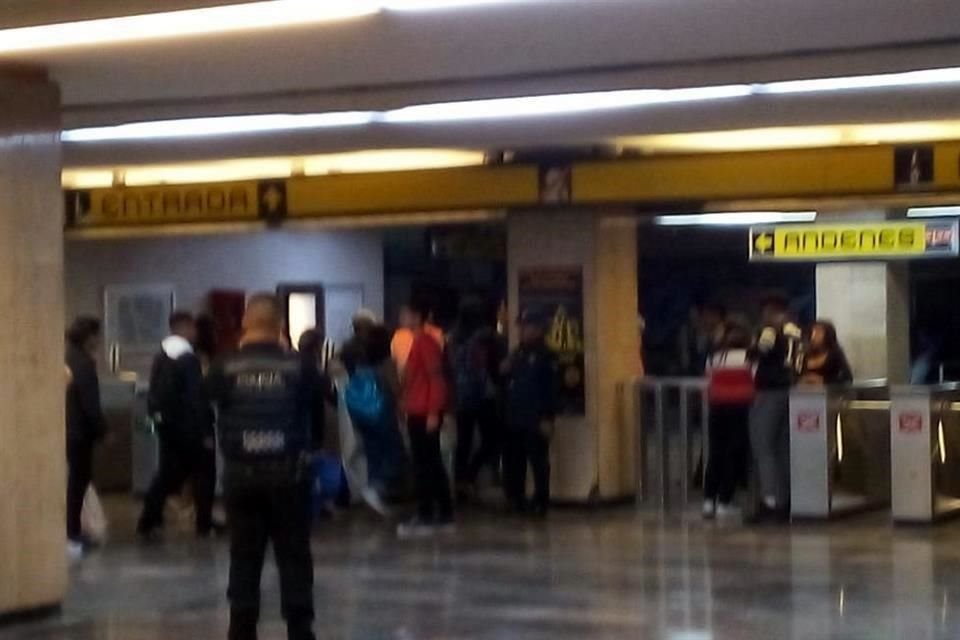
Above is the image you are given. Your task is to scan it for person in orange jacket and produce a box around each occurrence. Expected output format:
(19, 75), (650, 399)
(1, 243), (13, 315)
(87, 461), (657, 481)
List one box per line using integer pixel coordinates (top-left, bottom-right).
(396, 299), (453, 539)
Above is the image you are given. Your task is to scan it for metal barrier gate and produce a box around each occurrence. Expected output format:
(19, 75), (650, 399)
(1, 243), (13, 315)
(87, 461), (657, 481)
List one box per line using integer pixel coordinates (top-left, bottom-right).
(635, 378), (708, 511)
(789, 381), (891, 519)
(890, 384), (960, 523)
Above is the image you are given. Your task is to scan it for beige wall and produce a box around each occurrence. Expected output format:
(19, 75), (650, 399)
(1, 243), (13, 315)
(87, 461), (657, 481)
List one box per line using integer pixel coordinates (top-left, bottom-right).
(816, 262), (911, 384)
(815, 209), (911, 384)
(0, 73), (67, 615)
(507, 210), (639, 502)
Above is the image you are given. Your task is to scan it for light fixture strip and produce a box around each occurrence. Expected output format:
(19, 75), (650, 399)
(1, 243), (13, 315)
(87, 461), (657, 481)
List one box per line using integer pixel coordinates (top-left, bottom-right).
(654, 211), (817, 227)
(906, 206), (960, 219)
(60, 64), (960, 143)
(0, 1), (382, 55)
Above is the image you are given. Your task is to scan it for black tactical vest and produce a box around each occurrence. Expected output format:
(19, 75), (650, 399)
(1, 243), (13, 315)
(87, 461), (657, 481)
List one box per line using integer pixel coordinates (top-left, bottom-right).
(215, 346), (310, 488)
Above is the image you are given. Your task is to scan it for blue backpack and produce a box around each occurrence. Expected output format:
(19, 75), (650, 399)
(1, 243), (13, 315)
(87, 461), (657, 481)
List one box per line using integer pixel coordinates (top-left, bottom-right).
(345, 367), (387, 426)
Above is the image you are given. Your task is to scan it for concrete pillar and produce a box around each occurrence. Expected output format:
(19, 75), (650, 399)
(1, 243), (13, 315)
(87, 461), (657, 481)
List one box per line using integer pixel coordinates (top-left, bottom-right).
(0, 71), (67, 615)
(815, 210), (911, 384)
(507, 210), (639, 501)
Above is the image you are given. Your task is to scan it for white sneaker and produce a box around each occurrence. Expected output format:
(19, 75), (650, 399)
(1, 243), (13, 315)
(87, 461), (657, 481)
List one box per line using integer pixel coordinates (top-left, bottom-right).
(397, 517), (435, 540)
(362, 487), (392, 518)
(717, 503), (741, 519)
(702, 500), (717, 519)
(66, 541), (84, 564)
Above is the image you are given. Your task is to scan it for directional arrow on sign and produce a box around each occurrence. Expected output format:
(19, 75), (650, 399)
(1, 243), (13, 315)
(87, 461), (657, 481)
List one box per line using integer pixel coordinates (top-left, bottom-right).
(262, 186), (284, 214)
(257, 180), (288, 220)
(754, 232), (774, 256)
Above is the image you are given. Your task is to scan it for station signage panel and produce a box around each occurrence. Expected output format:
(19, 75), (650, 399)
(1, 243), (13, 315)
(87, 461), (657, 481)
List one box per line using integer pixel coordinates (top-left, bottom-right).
(66, 181), (267, 227)
(749, 220), (959, 262)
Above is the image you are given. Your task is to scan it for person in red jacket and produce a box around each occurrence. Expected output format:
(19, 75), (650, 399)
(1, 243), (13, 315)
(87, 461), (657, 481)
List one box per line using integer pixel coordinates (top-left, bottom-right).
(398, 300), (453, 539)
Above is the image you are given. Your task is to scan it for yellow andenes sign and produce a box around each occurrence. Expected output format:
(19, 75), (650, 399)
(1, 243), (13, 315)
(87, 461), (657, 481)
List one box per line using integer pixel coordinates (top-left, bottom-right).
(750, 221), (959, 261)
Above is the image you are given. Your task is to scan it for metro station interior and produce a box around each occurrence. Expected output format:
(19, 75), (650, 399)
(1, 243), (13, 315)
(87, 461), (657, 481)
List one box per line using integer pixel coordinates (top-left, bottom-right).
(8, 1), (960, 639)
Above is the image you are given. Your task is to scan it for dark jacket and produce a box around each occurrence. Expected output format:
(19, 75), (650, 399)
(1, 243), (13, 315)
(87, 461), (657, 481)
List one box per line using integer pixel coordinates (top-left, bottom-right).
(299, 349), (336, 449)
(149, 335), (213, 445)
(207, 342), (323, 490)
(803, 347), (853, 385)
(505, 341), (557, 430)
(750, 321), (803, 391)
(66, 344), (107, 446)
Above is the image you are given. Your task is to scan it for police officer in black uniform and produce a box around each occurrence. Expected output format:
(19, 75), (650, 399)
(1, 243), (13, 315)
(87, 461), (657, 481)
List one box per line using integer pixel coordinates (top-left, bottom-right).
(207, 294), (320, 640)
(503, 308), (557, 517)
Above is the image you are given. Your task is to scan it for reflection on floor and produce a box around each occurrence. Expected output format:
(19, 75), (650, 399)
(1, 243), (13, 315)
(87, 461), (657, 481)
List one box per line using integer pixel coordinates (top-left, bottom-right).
(6, 508), (960, 639)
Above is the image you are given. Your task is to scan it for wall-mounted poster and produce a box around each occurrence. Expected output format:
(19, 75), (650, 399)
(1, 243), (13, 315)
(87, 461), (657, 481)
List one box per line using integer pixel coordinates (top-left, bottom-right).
(518, 267), (585, 416)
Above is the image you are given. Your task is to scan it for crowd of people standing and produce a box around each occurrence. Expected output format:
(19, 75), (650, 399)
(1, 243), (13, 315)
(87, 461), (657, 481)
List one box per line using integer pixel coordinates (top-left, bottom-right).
(700, 296), (853, 522)
(63, 293), (559, 550)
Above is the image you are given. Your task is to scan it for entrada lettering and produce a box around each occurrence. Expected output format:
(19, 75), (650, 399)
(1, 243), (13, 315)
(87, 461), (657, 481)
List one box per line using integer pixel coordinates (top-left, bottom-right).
(101, 186), (251, 219)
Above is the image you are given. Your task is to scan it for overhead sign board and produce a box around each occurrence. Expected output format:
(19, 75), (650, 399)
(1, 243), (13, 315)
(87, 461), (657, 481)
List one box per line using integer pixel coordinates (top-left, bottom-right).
(749, 220), (959, 262)
(66, 181), (267, 227)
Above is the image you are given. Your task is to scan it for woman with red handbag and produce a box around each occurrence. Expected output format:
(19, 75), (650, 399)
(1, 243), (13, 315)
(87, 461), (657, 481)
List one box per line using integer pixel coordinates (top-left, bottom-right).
(703, 324), (754, 520)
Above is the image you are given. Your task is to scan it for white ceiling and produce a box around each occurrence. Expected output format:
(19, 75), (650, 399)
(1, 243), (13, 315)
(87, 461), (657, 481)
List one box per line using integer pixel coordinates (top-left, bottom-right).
(4, 0), (960, 165)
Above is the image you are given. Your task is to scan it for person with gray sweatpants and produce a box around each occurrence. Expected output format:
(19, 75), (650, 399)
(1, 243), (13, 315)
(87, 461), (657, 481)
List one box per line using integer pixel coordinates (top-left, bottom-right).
(748, 295), (803, 520)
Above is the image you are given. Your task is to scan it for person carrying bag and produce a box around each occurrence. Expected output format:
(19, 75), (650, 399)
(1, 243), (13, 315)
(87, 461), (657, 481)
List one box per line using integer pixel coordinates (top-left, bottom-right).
(703, 324), (754, 520)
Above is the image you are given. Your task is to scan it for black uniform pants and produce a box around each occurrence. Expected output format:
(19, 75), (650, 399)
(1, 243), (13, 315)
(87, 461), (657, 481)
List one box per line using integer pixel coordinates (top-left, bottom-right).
(455, 400), (501, 486)
(504, 427), (550, 509)
(703, 404), (750, 504)
(140, 436), (216, 534)
(226, 483), (315, 640)
(67, 440), (94, 542)
(408, 415), (454, 522)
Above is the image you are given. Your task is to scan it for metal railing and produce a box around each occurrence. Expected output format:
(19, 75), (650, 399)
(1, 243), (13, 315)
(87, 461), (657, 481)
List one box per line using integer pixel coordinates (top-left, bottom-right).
(635, 377), (709, 512)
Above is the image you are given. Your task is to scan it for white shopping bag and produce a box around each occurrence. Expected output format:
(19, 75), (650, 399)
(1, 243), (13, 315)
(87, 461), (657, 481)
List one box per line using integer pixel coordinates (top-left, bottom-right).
(334, 373), (368, 502)
(81, 486), (108, 543)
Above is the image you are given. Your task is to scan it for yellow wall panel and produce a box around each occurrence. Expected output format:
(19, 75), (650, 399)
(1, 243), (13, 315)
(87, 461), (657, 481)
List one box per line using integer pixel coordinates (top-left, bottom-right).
(287, 165), (539, 217)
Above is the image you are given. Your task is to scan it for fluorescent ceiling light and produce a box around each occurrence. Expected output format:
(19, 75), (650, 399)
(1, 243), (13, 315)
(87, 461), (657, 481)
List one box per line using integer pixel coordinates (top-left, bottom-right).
(655, 211), (817, 226)
(385, 0), (544, 10)
(63, 112), (375, 142)
(61, 149), (486, 188)
(618, 120), (960, 154)
(61, 169), (115, 190)
(0, 1), (380, 55)
(301, 149), (484, 174)
(59, 64), (960, 143)
(907, 206), (960, 218)
(382, 86), (752, 124)
(761, 67), (960, 95)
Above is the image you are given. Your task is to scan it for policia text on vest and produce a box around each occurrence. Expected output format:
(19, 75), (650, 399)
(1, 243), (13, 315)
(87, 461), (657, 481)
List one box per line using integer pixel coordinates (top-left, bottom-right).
(750, 220), (959, 262)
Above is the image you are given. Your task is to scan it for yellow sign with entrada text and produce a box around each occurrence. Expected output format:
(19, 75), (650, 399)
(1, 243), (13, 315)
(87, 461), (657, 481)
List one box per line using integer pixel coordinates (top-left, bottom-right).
(750, 221), (958, 262)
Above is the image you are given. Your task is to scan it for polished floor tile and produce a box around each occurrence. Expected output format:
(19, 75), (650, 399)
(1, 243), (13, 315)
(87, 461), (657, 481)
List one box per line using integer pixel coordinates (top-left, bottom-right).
(6, 508), (960, 639)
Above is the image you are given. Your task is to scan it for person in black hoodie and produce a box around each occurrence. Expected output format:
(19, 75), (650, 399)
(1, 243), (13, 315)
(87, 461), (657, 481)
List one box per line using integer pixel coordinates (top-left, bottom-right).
(138, 311), (218, 539)
(66, 317), (108, 557)
(502, 308), (557, 517)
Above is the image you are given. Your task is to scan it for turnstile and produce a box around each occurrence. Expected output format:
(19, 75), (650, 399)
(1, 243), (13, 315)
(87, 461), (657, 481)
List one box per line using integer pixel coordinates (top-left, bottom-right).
(890, 385), (960, 523)
(790, 381), (891, 519)
(636, 378), (708, 512)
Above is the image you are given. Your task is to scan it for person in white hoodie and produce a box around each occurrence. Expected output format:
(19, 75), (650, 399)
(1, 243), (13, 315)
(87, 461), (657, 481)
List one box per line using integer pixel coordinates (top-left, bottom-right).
(138, 311), (219, 539)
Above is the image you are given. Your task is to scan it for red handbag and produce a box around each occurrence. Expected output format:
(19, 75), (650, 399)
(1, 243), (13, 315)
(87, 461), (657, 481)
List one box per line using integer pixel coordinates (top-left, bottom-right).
(708, 361), (755, 406)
